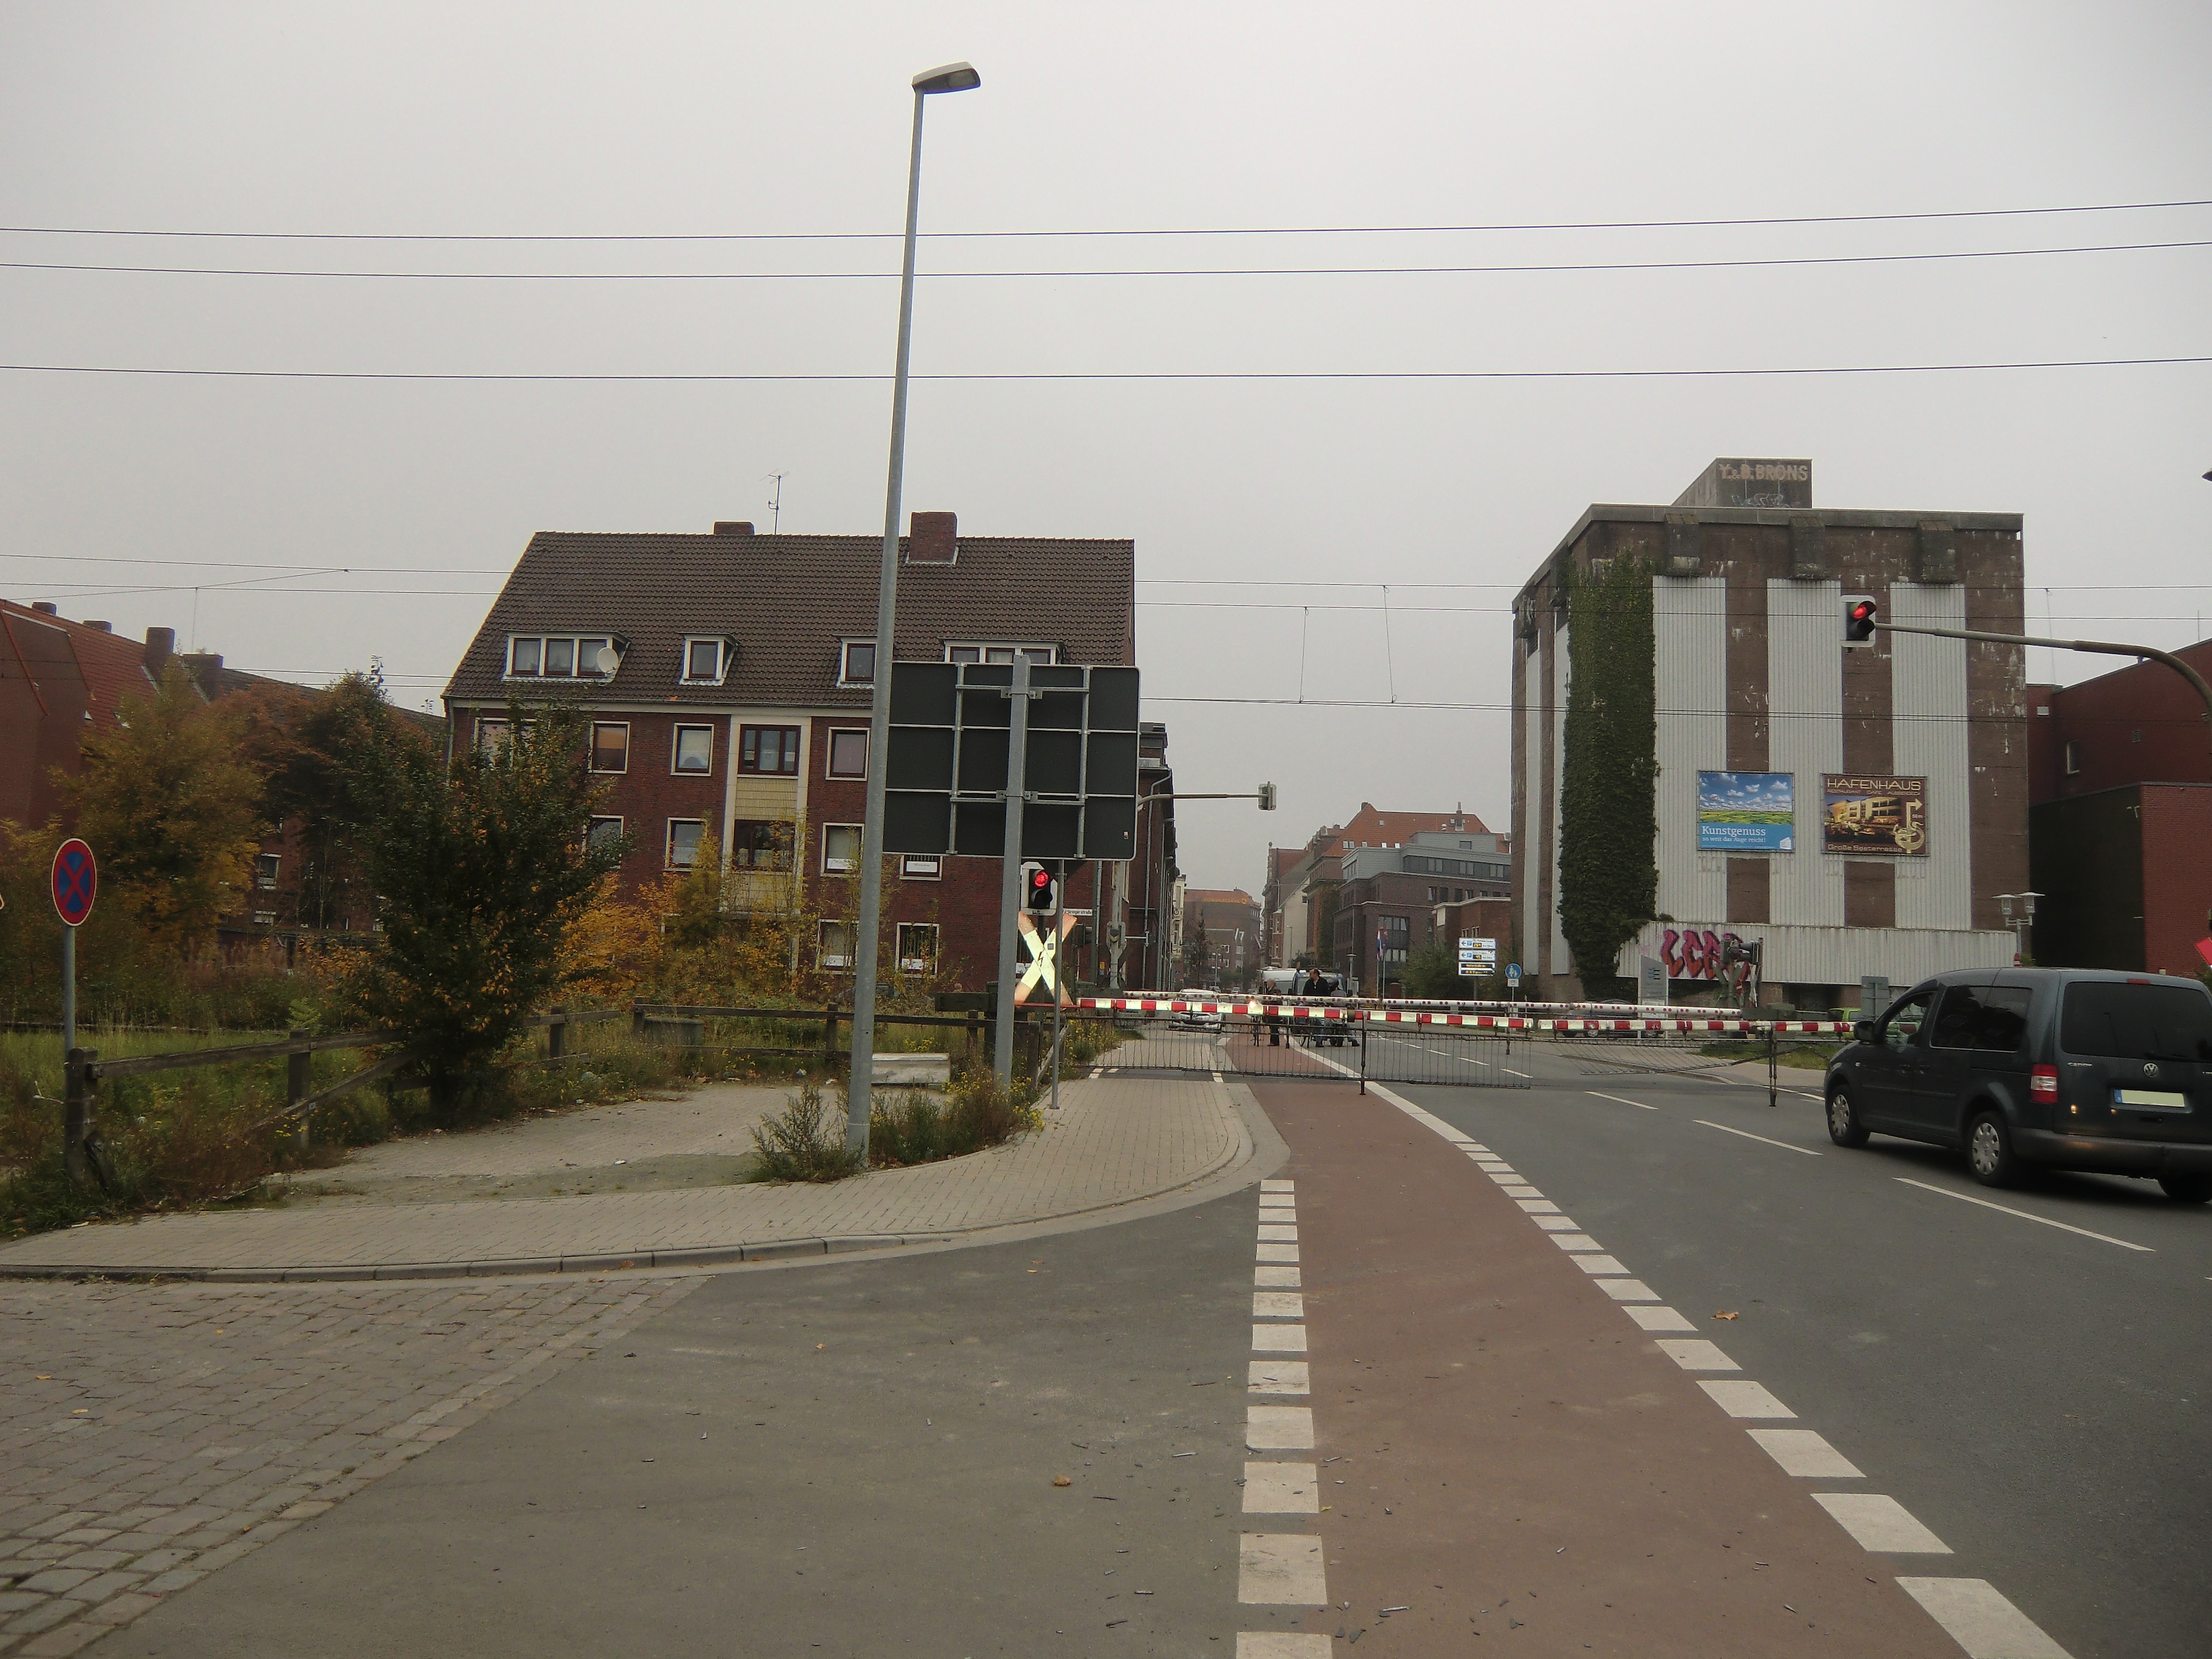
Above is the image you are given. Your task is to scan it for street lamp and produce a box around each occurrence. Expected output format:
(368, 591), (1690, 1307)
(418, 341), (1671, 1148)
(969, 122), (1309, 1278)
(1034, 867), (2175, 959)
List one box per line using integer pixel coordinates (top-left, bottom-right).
(1994, 891), (2041, 965)
(846, 60), (981, 1157)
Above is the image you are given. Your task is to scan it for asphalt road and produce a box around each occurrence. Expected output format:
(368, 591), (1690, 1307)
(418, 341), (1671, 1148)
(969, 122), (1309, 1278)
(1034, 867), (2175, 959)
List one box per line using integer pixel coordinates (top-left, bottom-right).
(90, 1192), (1277, 1659)
(1386, 1037), (2212, 1659)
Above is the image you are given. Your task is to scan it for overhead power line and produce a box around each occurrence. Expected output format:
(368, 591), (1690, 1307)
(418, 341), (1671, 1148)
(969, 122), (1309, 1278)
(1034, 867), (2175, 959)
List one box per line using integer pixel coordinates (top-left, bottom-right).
(2, 197), (2205, 243)
(6, 239), (2205, 282)
(6, 356), (2207, 385)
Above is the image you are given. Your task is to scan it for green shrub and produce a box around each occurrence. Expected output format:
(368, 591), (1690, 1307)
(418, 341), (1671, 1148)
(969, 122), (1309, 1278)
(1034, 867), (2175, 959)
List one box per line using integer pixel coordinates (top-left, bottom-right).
(750, 1084), (865, 1182)
(867, 1059), (1043, 1169)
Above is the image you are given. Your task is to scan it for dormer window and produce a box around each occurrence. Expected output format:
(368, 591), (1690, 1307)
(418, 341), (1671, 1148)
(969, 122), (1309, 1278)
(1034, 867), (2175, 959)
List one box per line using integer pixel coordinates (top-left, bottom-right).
(945, 642), (1056, 666)
(839, 640), (877, 687)
(683, 637), (732, 684)
(507, 635), (616, 679)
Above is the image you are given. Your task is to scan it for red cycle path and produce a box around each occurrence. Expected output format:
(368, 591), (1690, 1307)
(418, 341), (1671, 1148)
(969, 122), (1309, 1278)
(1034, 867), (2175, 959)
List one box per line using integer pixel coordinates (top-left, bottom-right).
(1251, 1077), (1960, 1656)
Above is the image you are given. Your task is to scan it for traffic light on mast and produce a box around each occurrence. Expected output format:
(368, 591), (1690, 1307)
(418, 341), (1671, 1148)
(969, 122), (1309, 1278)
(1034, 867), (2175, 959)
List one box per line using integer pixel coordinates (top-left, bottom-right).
(1844, 595), (1879, 646)
(1026, 864), (1058, 914)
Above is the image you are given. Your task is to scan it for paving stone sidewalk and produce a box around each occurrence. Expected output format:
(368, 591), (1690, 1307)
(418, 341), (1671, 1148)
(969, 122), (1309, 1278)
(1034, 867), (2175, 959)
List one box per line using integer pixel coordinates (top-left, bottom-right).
(0, 1273), (699, 1656)
(0, 1073), (1247, 1280)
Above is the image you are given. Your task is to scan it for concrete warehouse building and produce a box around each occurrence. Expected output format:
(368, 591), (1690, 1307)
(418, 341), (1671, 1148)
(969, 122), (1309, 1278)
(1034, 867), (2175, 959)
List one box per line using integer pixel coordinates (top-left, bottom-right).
(1511, 458), (2024, 1007)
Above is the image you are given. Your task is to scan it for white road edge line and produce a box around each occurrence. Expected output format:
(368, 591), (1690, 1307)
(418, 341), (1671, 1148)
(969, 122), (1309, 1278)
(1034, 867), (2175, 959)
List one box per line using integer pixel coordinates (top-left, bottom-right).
(1586, 1090), (1658, 1111)
(1895, 1177), (2154, 1252)
(1694, 1119), (1820, 1156)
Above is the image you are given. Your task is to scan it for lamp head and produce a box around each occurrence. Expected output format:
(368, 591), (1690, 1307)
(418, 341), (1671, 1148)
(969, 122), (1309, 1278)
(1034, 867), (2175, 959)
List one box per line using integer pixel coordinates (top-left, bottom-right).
(913, 61), (981, 94)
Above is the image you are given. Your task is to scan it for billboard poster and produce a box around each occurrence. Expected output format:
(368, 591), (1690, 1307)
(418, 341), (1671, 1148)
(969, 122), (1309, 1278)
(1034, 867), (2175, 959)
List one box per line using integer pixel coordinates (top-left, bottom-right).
(1821, 774), (1928, 856)
(1696, 771), (1795, 851)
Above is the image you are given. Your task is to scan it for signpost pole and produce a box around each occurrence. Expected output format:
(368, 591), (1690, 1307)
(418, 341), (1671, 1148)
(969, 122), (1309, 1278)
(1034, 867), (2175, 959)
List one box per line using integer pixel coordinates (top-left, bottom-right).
(61, 923), (75, 1055)
(1049, 864), (1067, 1112)
(992, 657), (1033, 1089)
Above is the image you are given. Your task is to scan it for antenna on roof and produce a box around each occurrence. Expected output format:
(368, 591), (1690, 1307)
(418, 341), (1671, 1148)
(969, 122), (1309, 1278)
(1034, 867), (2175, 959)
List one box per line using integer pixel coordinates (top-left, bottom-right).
(765, 471), (787, 533)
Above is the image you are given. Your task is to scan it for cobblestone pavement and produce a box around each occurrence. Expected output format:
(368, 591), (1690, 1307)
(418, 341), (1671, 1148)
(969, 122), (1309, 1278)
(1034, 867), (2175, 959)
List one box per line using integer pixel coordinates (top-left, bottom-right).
(0, 1273), (700, 1655)
(0, 1074), (1248, 1279)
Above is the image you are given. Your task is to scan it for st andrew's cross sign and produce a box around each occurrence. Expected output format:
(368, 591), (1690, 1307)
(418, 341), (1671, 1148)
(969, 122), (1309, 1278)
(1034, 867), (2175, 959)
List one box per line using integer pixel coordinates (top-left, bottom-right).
(51, 838), (97, 927)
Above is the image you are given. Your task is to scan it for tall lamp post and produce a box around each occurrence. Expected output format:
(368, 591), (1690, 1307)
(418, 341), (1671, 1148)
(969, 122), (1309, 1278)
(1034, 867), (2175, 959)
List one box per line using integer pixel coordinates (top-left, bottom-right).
(846, 60), (982, 1156)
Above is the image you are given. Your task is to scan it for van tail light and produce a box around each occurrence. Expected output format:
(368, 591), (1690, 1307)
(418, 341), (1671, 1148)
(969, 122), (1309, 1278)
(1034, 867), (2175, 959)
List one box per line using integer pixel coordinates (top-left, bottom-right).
(2030, 1064), (2059, 1103)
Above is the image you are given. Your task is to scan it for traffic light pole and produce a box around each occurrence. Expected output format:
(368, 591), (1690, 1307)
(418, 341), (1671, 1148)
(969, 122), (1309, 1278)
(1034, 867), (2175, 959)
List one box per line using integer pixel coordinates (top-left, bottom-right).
(1878, 620), (2212, 765)
(992, 656), (1034, 1089)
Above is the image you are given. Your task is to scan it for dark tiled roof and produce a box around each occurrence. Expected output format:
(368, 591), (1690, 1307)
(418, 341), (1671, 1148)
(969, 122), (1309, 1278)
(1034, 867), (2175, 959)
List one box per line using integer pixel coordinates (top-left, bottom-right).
(442, 532), (1136, 709)
(0, 600), (154, 728)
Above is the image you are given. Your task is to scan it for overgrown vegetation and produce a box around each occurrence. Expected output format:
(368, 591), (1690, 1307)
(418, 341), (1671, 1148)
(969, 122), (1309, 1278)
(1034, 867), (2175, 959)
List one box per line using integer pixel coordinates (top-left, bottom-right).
(1558, 556), (1658, 999)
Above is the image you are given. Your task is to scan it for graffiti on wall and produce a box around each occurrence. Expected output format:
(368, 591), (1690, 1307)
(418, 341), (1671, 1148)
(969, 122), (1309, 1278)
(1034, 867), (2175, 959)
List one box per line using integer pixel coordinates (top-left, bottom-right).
(1659, 926), (1746, 981)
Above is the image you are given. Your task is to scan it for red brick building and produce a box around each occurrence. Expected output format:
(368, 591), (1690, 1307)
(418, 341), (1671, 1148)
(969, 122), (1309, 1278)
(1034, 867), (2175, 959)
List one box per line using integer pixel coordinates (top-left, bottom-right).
(2026, 639), (2212, 976)
(442, 513), (1160, 993)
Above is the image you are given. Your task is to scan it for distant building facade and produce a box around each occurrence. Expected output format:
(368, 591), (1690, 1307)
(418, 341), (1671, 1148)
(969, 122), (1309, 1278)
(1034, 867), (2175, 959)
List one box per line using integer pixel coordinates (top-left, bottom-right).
(1512, 459), (2025, 1006)
(1329, 829), (1511, 993)
(2026, 639), (2212, 976)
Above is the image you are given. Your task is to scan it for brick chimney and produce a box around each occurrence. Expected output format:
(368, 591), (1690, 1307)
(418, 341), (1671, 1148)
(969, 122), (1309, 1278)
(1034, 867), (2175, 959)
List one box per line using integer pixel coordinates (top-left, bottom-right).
(713, 521), (754, 537)
(907, 511), (958, 565)
(85, 620), (112, 632)
(144, 626), (175, 671)
(31, 602), (57, 615)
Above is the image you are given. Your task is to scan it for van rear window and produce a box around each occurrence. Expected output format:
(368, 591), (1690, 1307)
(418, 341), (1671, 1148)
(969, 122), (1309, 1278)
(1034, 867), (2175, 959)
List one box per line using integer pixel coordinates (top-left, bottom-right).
(2059, 983), (2212, 1062)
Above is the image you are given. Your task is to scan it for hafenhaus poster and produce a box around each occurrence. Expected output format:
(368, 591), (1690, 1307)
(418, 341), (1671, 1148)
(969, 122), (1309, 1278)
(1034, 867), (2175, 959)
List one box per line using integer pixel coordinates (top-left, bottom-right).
(1821, 774), (1928, 856)
(1697, 771), (1795, 851)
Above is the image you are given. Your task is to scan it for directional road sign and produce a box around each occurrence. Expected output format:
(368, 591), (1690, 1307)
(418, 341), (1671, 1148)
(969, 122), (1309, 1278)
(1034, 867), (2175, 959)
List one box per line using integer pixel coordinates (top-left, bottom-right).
(51, 839), (97, 927)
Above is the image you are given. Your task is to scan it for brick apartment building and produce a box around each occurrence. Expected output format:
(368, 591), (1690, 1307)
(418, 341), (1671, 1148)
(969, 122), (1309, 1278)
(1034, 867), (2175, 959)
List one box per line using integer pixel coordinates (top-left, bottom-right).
(1328, 828), (1511, 993)
(1265, 803), (1501, 973)
(442, 513), (1170, 994)
(0, 599), (420, 940)
(1513, 458), (2024, 1005)
(2026, 638), (2212, 976)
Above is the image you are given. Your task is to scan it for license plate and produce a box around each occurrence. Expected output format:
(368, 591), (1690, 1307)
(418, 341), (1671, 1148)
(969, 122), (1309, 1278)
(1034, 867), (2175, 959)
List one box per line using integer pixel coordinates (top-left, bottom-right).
(2112, 1089), (2187, 1109)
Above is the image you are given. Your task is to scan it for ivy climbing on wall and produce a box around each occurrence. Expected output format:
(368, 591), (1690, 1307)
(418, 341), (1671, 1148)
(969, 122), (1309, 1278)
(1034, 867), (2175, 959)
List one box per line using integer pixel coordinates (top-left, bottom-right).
(1558, 554), (1658, 997)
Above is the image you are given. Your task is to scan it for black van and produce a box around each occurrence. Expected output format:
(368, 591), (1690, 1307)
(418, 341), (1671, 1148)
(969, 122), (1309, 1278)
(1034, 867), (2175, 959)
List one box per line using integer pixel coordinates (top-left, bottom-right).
(1823, 967), (2212, 1201)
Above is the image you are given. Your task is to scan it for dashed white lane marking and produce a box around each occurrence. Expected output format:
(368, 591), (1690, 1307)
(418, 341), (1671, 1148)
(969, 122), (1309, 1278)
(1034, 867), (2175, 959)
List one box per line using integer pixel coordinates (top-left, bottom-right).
(1505, 1068), (1534, 1078)
(1256, 1243), (1300, 1263)
(1500, 1183), (1543, 1198)
(1587, 1089), (1660, 1110)
(1242, 1461), (1321, 1513)
(1896, 1177), (2155, 1252)
(1254, 1265), (1302, 1288)
(1213, 1070), (1225, 1083)
(1623, 1304), (1697, 1332)
(1260, 1179), (1295, 1193)
(1257, 1223), (1299, 1241)
(1236, 1629), (1333, 1657)
(1894, 1578), (2075, 1658)
(1253, 1291), (1306, 1319)
(1812, 1492), (1952, 1554)
(1532, 1215), (1581, 1232)
(1655, 1338), (1740, 1371)
(1748, 1428), (1865, 1478)
(1518, 1198), (1563, 1215)
(1597, 1277), (1659, 1302)
(1699, 1379), (1796, 1418)
(1551, 1232), (1602, 1251)
(1694, 1119), (1821, 1156)
(1245, 1406), (1316, 1450)
(1237, 1533), (1328, 1604)
(1252, 1323), (1308, 1353)
(1571, 1253), (1629, 1275)
(1247, 1360), (1309, 1395)
(1089, 1066), (1104, 1079)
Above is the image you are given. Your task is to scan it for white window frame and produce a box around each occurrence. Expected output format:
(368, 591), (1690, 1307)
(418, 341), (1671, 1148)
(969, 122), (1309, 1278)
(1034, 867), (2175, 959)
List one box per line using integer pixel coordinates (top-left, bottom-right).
(590, 721), (631, 774)
(896, 922), (939, 974)
(476, 715), (512, 753)
(821, 823), (863, 876)
(251, 910), (277, 926)
(2062, 738), (2081, 776)
(587, 815), (625, 852)
(255, 853), (281, 890)
(817, 919), (855, 971)
(505, 635), (616, 680)
(672, 724), (715, 776)
(899, 854), (942, 881)
(825, 727), (869, 780)
(666, 818), (706, 869)
(838, 639), (878, 687)
(680, 636), (731, 685)
(944, 642), (1058, 666)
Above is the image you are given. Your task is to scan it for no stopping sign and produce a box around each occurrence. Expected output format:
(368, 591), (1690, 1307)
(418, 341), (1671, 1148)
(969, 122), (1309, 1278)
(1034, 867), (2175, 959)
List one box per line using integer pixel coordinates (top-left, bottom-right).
(51, 838), (97, 927)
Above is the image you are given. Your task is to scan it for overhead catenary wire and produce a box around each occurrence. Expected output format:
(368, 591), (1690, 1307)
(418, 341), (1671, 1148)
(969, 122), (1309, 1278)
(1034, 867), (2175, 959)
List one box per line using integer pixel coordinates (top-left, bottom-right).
(6, 239), (2206, 281)
(5, 356), (2207, 384)
(4, 196), (2205, 242)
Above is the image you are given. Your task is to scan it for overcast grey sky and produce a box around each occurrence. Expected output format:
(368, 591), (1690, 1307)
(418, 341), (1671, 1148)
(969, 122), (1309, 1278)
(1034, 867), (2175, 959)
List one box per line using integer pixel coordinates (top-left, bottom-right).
(3, 1), (2207, 894)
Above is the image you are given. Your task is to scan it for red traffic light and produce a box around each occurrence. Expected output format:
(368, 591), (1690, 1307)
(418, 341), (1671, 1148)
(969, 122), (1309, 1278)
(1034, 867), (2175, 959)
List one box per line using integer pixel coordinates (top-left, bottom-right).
(1844, 597), (1879, 645)
(1026, 865), (1058, 912)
